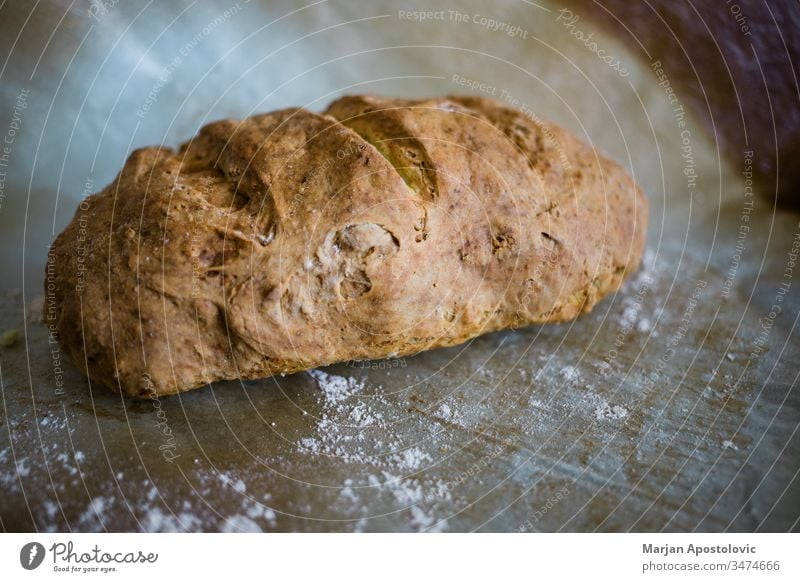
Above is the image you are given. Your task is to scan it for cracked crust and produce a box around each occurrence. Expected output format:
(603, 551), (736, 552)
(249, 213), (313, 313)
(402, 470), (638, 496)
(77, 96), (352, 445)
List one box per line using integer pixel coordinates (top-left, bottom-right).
(48, 95), (647, 397)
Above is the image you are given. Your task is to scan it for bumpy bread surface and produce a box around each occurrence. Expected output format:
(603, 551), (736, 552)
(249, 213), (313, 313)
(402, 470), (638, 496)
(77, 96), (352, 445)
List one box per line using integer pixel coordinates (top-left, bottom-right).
(49, 95), (647, 397)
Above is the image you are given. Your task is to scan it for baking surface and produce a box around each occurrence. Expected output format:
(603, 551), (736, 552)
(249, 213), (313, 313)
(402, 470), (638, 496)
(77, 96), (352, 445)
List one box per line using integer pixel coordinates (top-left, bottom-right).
(1, 0), (798, 532)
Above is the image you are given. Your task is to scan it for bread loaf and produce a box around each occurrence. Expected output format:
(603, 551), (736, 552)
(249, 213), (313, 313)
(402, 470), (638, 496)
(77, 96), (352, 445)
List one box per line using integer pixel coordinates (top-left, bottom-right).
(48, 95), (647, 397)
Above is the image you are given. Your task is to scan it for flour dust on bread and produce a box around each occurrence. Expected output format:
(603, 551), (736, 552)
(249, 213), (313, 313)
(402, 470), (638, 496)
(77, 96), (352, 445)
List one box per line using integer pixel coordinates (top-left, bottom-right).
(48, 95), (647, 397)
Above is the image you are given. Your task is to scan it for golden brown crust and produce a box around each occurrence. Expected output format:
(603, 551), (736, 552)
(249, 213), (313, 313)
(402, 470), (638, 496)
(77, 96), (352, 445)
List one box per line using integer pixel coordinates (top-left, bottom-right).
(48, 95), (647, 397)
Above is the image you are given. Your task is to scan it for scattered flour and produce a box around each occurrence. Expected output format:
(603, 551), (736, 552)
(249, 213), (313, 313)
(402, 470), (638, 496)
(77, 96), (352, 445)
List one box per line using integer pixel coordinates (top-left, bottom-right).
(141, 508), (201, 532)
(218, 473), (247, 494)
(76, 495), (113, 529)
(15, 458), (30, 478)
(297, 368), (452, 531)
(245, 503), (277, 527)
(392, 447), (431, 471)
(722, 440), (739, 451)
(2, 382), (287, 534)
(308, 369), (365, 405)
(560, 366), (579, 382)
(594, 402), (629, 422)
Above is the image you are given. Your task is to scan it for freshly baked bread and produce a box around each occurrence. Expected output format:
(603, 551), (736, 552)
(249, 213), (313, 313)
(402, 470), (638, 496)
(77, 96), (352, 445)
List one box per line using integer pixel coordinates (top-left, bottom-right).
(48, 95), (647, 397)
